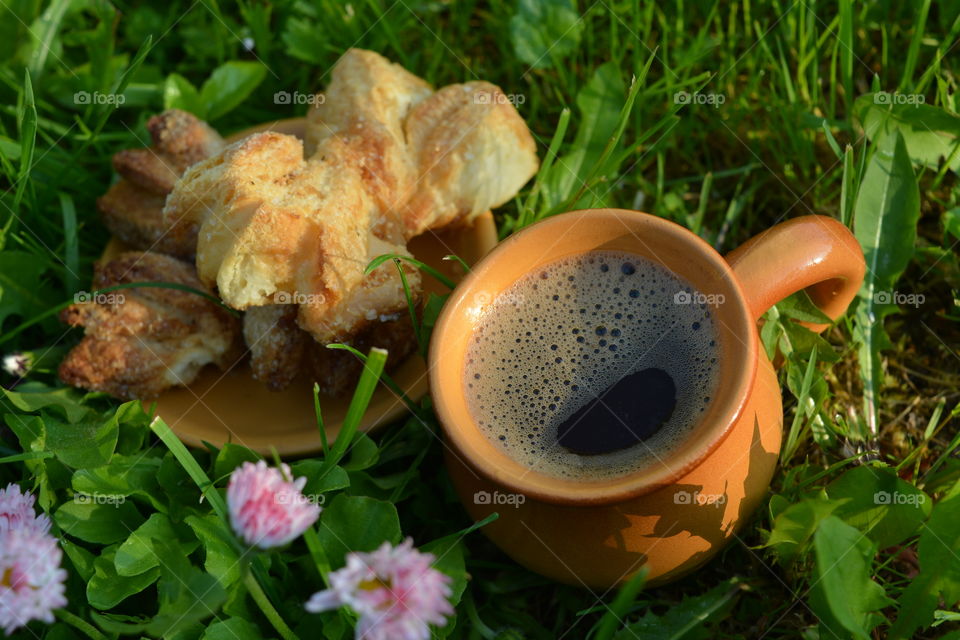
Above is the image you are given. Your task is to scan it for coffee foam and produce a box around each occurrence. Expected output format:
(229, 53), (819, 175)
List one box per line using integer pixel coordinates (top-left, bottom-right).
(463, 251), (720, 480)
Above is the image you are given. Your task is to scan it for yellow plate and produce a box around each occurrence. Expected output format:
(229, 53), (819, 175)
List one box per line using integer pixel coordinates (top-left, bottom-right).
(102, 117), (498, 455)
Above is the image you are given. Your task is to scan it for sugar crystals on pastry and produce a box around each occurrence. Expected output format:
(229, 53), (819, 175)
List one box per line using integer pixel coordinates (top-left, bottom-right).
(59, 251), (241, 400)
(164, 48), (539, 347)
(97, 110), (224, 260)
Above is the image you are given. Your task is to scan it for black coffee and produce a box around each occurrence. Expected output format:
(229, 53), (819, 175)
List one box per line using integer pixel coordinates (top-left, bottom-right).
(556, 367), (676, 455)
(463, 250), (720, 480)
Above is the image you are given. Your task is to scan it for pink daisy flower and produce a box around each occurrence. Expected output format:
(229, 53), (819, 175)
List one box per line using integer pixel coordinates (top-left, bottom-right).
(305, 538), (453, 640)
(0, 527), (68, 634)
(226, 460), (321, 549)
(0, 483), (50, 535)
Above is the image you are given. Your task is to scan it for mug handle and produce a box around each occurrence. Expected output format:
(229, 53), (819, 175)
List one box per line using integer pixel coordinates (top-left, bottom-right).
(725, 215), (866, 332)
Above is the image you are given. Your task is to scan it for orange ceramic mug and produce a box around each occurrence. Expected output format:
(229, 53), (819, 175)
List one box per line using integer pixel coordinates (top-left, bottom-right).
(428, 209), (865, 589)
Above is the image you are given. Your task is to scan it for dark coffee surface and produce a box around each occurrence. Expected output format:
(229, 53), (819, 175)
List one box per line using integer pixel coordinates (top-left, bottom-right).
(556, 367), (677, 455)
(464, 250), (720, 480)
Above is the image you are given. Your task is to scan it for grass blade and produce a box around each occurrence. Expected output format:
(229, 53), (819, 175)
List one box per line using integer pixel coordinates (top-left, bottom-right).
(691, 171), (713, 236)
(365, 253), (456, 290)
(149, 416), (228, 522)
(59, 193), (79, 296)
(312, 383), (329, 454)
(898, 0), (931, 92)
(783, 346), (818, 464)
(852, 131), (920, 438)
(593, 567), (648, 640)
(321, 346), (388, 470)
(326, 342), (419, 415)
(840, 145), (856, 227)
(4, 69), (37, 246)
(27, 0), (71, 80)
(839, 0), (854, 110)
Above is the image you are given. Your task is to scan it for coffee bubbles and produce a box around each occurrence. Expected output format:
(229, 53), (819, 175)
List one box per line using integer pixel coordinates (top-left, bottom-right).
(463, 251), (720, 480)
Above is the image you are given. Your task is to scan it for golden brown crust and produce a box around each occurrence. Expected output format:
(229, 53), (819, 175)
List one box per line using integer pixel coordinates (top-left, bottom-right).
(400, 81), (540, 236)
(164, 49), (537, 350)
(100, 110), (224, 259)
(165, 132), (379, 313)
(295, 236), (420, 343)
(305, 48), (433, 242)
(58, 251), (241, 400)
(307, 312), (418, 397)
(242, 305), (309, 391)
(97, 180), (197, 260)
(113, 110), (225, 194)
(242, 305), (418, 395)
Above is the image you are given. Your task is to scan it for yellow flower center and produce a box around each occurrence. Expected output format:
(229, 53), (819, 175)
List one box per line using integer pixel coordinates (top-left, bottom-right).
(358, 577), (389, 592)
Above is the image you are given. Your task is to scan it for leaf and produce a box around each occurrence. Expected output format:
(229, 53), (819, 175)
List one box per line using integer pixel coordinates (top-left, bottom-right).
(4, 411), (45, 451)
(164, 73), (203, 117)
(854, 131), (921, 285)
(282, 17), (326, 65)
(93, 537), (229, 634)
(808, 516), (891, 640)
(614, 578), (741, 639)
(945, 207), (960, 241)
(44, 410), (119, 469)
(114, 401), (152, 454)
(826, 465), (931, 548)
(201, 618), (264, 640)
(1, 386), (89, 422)
(775, 290), (834, 324)
(158, 450), (206, 516)
(41, 623), (81, 640)
(151, 417), (228, 521)
(317, 494), (401, 569)
(144, 538), (227, 635)
(54, 499), (145, 544)
(889, 493), (960, 639)
(421, 537), (469, 607)
(213, 443), (260, 481)
(185, 514), (242, 589)
(341, 432), (379, 471)
(61, 539), (96, 582)
(764, 496), (841, 566)
(72, 455), (164, 510)
(199, 61), (267, 120)
(855, 94), (960, 172)
(779, 320), (840, 363)
(291, 460), (350, 495)
(543, 62), (625, 210)
(88, 546), (161, 609)
(509, 0), (582, 69)
(115, 513), (189, 577)
(15, 67), (37, 219)
(420, 292), (448, 333)
(852, 130), (921, 436)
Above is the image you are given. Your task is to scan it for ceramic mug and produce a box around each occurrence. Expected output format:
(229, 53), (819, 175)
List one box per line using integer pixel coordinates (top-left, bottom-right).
(428, 209), (865, 589)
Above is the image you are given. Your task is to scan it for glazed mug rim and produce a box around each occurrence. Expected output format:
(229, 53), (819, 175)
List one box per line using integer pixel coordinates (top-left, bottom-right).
(428, 208), (759, 507)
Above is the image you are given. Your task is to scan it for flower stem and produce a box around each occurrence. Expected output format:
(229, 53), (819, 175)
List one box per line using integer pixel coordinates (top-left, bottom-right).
(56, 609), (108, 640)
(244, 570), (300, 640)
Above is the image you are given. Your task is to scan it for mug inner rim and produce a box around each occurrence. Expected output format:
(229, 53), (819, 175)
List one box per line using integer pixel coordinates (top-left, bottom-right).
(429, 209), (758, 506)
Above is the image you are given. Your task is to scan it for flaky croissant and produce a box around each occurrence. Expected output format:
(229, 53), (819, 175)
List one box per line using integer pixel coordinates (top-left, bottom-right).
(165, 48), (539, 345)
(58, 251), (241, 400)
(97, 110), (224, 259)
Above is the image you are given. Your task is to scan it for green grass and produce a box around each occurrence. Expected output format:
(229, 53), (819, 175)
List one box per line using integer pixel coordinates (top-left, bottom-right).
(1, 0), (959, 638)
